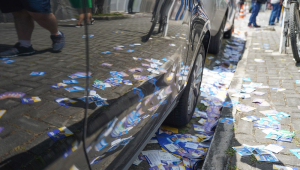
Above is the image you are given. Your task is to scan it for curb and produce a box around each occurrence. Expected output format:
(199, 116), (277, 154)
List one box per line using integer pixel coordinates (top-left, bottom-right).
(202, 33), (252, 170)
(93, 15), (130, 20)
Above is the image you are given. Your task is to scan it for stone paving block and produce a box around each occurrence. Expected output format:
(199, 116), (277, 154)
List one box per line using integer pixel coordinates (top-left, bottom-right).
(286, 98), (299, 107)
(291, 118), (300, 131)
(0, 104), (32, 122)
(14, 80), (42, 88)
(28, 86), (52, 96)
(276, 154), (300, 167)
(42, 113), (69, 128)
(229, 154), (256, 170)
(0, 124), (15, 139)
(255, 163), (273, 170)
(0, 99), (20, 110)
(10, 116), (49, 133)
(0, 130), (32, 156)
(235, 120), (253, 135)
(26, 133), (55, 155)
(28, 102), (60, 118)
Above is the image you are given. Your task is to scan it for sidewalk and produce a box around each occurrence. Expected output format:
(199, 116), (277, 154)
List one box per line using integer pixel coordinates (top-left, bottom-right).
(203, 10), (300, 169)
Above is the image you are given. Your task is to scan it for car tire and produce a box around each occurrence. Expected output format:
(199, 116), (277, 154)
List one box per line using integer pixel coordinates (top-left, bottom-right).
(224, 20), (234, 39)
(208, 16), (226, 54)
(164, 43), (206, 127)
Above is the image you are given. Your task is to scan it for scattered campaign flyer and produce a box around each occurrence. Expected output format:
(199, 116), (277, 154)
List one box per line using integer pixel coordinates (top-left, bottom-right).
(141, 150), (162, 167)
(265, 131), (282, 140)
(55, 97), (77, 107)
(129, 68), (143, 73)
(219, 117), (235, 124)
(2, 60), (15, 64)
(0, 92), (26, 99)
(123, 80), (133, 85)
(102, 63), (113, 67)
(252, 91), (266, 95)
(290, 149), (300, 159)
(127, 49), (134, 53)
(63, 80), (78, 84)
(101, 51), (111, 54)
(241, 115), (260, 122)
(243, 77), (251, 82)
(260, 110), (278, 116)
(264, 143), (285, 153)
(47, 126), (73, 141)
(21, 97), (41, 103)
(133, 57), (142, 61)
(236, 104), (256, 112)
(90, 155), (105, 165)
(51, 83), (68, 89)
(276, 112), (290, 119)
(273, 164), (298, 170)
(254, 153), (279, 162)
(0, 110), (6, 118)
(271, 87), (286, 92)
(30, 71), (45, 76)
(232, 146), (252, 156)
(68, 72), (92, 79)
(65, 86), (85, 92)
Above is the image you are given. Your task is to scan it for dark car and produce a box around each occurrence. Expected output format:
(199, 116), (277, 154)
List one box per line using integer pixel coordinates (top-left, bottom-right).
(0, 0), (210, 170)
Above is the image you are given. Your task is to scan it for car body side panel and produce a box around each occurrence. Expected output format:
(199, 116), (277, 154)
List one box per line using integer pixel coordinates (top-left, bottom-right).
(44, 1), (210, 170)
(201, 0), (236, 36)
(224, 0), (237, 32)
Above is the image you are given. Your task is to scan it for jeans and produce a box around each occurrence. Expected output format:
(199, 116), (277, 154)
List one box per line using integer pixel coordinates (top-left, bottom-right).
(277, 4), (283, 21)
(249, 2), (261, 26)
(269, 3), (280, 25)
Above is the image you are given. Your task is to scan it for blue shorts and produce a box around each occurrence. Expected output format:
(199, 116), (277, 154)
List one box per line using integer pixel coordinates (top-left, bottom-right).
(0, 0), (51, 13)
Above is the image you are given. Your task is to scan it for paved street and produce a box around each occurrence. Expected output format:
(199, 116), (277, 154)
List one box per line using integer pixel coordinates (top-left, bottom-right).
(1, 7), (300, 170)
(204, 10), (300, 170)
(0, 16), (189, 169)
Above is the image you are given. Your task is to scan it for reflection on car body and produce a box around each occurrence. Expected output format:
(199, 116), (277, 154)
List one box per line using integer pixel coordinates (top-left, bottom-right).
(0, 0), (211, 170)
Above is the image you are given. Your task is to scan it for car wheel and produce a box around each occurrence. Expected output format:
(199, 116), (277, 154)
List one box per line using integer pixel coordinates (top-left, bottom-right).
(224, 20), (234, 39)
(164, 43), (206, 127)
(208, 16), (226, 54)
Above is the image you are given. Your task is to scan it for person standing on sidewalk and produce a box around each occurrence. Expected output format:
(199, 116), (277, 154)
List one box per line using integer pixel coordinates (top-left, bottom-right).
(269, 0), (282, 25)
(276, 0), (284, 23)
(69, 0), (95, 28)
(0, 0), (65, 57)
(238, 0), (245, 12)
(248, 0), (266, 28)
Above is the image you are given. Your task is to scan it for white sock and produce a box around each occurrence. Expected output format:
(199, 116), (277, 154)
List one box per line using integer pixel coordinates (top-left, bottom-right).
(19, 40), (31, 48)
(52, 31), (62, 36)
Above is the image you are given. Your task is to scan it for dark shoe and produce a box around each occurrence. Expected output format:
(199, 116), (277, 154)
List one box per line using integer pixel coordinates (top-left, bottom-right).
(276, 20), (279, 23)
(248, 24), (253, 28)
(75, 24), (83, 28)
(253, 25), (261, 28)
(0, 43), (35, 57)
(269, 23), (275, 26)
(50, 32), (65, 52)
(91, 19), (95, 25)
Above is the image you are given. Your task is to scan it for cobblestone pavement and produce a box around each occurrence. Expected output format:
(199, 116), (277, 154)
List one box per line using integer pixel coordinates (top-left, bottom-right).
(0, 15), (191, 169)
(223, 11), (300, 169)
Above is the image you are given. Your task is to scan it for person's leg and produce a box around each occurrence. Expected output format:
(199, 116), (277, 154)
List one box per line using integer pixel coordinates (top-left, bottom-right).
(0, 9), (36, 57)
(269, 4), (276, 25)
(253, 3), (261, 26)
(277, 4), (282, 22)
(24, 0), (65, 51)
(12, 9), (34, 42)
(77, 9), (84, 26)
(249, 2), (257, 26)
(27, 12), (58, 34)
(270, 3), (280, 25)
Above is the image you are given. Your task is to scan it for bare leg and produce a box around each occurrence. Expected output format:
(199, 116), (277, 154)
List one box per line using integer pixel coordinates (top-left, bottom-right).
(27, 12), (58, 35)
(12, 10), (34, 40)
(77, 9), (84, 25)
(87, 8), (92, 21)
